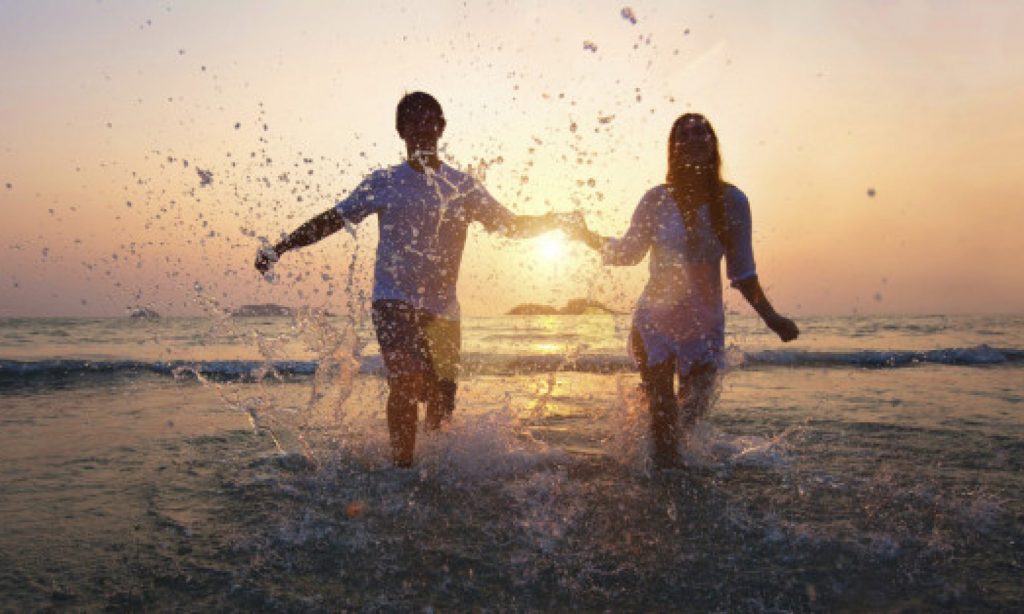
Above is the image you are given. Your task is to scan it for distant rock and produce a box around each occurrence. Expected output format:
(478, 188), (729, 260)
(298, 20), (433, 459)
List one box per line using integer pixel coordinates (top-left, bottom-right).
(231, 303), (294, 317)
(507, 303), (560, 316)
(127, 307), (160, 320)
(561, 298), (619, 315)
(507, 298), (621, 316)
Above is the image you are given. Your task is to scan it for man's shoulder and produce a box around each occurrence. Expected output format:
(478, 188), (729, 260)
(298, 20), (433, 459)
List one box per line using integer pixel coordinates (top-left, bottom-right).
(366, 164), (408, 183)
(437, 163), (479, 187)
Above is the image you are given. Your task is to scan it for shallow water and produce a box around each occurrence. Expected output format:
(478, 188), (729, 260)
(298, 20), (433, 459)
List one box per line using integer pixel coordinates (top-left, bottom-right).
(0, 315), (1022, 610)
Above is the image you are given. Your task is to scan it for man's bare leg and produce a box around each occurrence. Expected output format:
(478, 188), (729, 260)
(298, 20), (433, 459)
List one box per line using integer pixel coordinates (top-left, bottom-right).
(424, 378), (456, 431)
(386, 374), (426, 467)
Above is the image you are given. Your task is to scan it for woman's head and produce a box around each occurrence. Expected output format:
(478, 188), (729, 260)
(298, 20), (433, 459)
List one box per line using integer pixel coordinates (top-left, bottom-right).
(666, 113), (723, 204)
(668, 113), (720, 174)
(666, 113), (729, 243)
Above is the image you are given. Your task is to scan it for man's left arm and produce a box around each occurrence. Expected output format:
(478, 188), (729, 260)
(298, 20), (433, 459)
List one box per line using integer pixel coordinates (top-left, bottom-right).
(500, 212), (565, 238)
(469, 181), (570, 238)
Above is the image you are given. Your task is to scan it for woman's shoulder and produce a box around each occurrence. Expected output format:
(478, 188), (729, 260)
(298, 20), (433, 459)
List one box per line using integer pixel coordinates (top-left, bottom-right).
(722, 182), (747, 203)
(630, 185), (672, 218)
(722, 182), (750, 213)
(642, 184), (673, 205)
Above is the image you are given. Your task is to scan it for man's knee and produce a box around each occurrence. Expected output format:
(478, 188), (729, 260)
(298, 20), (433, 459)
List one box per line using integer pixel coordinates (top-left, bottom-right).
(388, 371), (431, 399)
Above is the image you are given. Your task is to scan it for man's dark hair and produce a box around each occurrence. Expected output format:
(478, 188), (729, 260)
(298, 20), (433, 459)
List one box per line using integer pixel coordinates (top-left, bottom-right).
(396, 91), (444, 132)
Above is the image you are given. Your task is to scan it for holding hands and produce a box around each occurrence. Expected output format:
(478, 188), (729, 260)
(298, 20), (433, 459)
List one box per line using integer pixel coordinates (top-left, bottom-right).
(554, 210), (604, 251)
(549, 208), (799, 344)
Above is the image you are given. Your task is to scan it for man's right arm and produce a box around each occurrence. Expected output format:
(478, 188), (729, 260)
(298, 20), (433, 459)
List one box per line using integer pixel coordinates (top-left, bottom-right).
(255, 208), (346, 273)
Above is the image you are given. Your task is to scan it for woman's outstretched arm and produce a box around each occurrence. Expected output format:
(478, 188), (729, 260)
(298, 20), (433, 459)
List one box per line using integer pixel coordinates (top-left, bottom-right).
(566, 202), (653, 266)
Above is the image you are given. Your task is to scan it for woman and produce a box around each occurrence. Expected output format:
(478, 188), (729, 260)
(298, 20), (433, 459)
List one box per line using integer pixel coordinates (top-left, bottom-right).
(570, 113), (799, 468)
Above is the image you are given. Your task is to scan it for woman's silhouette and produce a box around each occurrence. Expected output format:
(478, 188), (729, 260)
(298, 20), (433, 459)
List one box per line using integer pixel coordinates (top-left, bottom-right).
(570, 113), (799, 468)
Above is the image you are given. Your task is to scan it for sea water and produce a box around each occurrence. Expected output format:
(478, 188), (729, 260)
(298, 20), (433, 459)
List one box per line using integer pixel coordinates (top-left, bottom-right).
(0, 313), (1021, 610)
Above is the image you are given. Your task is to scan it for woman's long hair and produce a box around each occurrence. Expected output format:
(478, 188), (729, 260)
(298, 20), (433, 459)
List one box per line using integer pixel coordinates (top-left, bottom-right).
(666, 113), (729, 249)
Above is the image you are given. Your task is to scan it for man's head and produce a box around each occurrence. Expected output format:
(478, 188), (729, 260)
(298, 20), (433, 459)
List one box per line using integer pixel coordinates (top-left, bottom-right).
(396, 91), (446, 144)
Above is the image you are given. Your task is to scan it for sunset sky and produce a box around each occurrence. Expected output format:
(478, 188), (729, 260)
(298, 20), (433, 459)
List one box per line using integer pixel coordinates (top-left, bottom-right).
(1, 0), (1022, 317)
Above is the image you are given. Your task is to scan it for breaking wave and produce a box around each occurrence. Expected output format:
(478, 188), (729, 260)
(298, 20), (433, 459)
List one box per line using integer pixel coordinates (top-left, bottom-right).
(0, 344), (1020, 385)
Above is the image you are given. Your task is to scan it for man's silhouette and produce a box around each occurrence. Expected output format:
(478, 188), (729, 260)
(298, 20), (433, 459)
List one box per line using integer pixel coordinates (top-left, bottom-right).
(256, 92), (567, 466)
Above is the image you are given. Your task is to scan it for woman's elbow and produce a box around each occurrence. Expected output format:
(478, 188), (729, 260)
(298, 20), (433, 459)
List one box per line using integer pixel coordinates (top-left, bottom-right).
(603, 252), (644, 267)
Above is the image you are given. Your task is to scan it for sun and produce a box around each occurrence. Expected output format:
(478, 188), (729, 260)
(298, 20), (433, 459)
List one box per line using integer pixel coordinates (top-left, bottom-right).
(537, 233), (566, 262)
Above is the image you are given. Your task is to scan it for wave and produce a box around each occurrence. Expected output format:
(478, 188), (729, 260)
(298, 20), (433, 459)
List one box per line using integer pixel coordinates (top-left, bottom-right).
(739, 345), (1024, 368)
(0, 345), (1020, 384)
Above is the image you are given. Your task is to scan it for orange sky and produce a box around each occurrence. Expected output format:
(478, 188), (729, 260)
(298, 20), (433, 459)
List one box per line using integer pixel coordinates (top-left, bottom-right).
(1, 1), (1022, 317)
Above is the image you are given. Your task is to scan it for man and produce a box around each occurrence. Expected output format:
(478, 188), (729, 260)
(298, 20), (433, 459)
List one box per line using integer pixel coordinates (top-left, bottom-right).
(255, 91), (567, 467)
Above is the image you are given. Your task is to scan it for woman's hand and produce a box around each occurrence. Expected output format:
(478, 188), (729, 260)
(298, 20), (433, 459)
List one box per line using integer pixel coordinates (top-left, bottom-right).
(558, 211), (588, 239)
(765, 313), (800, 342)
(560, 211), (606, 251)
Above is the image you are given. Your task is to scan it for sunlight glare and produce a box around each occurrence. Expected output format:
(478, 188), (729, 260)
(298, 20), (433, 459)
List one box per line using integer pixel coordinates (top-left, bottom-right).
(537, 233), (566, 262)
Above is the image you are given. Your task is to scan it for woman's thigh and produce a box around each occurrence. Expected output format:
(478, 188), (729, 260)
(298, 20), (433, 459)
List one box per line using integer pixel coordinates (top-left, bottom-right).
(630, 328), (675, 396)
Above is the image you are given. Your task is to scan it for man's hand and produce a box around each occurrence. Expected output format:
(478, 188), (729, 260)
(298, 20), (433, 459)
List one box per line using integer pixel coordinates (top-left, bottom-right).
(557, 210), (606, 252)
(255, 245), (279, 274)
(766, 314), (800, 342)
(558, 210), (589, 241)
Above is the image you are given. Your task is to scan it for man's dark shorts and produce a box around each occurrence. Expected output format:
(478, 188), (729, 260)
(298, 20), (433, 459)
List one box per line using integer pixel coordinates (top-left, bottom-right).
(371, 300), (460, 383)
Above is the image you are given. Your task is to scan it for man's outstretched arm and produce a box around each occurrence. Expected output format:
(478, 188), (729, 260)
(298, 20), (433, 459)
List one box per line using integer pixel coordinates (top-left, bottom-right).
(255, 208), (346, 273)
(500, 212), (566, 239)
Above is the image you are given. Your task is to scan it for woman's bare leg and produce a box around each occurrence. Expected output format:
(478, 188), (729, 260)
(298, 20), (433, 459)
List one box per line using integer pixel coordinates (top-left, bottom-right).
(678, 363), (719, 434)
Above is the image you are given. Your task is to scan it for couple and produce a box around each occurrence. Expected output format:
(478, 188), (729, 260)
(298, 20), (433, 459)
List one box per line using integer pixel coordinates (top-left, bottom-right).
(255, 91), (798, 469)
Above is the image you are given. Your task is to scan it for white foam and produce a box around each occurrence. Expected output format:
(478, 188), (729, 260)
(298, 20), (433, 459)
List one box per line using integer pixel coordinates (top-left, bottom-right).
(681, 422), (789, 469)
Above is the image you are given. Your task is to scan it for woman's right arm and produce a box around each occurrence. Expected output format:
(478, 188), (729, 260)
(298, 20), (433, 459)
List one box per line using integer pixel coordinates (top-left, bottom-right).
(570, 195), (654, 266)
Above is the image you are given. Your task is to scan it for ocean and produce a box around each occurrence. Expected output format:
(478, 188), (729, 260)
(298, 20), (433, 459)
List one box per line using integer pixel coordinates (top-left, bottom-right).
(0, 312), (1021, 610)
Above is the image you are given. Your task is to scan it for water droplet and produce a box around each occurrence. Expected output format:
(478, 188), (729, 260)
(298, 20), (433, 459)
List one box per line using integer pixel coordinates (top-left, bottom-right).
(345, 500), (368, 519)
(583, 40), (598, 53)
(620, 7), (638, 24)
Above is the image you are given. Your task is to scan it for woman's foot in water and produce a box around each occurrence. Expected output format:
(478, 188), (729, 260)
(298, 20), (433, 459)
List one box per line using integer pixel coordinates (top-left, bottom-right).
(652, 443), (682, 470)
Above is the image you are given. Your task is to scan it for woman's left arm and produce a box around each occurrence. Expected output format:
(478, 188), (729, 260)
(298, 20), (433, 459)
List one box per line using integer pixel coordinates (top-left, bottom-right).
(725, 187), (799, 342)
(734, 277), (800, 342)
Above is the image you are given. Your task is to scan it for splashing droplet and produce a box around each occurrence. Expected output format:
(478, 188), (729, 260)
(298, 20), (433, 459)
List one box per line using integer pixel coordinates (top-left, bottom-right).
(620, 7), (638, 24)
(345, 500), (368, 518)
